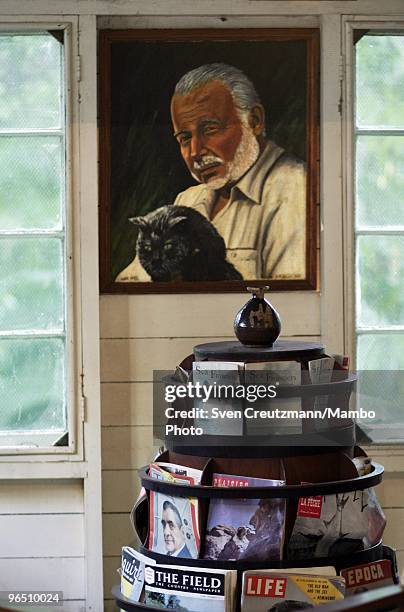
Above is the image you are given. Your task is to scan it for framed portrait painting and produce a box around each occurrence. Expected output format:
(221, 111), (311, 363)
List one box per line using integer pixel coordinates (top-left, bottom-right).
(99, 29), (319, 293)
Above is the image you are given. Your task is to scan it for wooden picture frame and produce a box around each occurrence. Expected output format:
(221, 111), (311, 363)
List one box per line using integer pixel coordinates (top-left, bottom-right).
(99, 28), (319, 293)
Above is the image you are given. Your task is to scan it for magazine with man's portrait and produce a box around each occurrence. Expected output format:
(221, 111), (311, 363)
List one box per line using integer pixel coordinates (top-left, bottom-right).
(99, 29), (319, 293)
(149, 488), (200, 559)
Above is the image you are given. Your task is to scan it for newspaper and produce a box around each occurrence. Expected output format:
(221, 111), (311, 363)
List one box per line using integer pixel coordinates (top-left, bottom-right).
(308, 357), (335, 431)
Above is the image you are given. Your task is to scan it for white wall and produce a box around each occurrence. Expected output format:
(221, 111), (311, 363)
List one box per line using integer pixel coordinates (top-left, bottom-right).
(0, 480), (86, 611)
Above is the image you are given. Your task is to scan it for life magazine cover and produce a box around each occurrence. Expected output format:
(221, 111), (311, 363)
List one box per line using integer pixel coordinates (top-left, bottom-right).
(144, 562), (236, 611)
(120, 546), (155, 602)
(148, 464), (200, 558)
(204, 473), (285, 561)
(288, 488), (386, 559)
(241, 571), (345, 611)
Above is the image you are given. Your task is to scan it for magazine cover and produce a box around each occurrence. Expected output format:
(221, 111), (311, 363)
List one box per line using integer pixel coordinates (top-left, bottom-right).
(148, 465), (200, 558)
(120, 546), (155, 602)
(288, 487), (386, 559)
(203, 473), (285, 561)
(341, 559), (393, 595)
(241, 571), (345, 611)
(144, 562), (236, 611)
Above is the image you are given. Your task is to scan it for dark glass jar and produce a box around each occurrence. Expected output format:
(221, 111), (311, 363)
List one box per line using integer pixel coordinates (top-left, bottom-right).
(234, 286), (281, 346)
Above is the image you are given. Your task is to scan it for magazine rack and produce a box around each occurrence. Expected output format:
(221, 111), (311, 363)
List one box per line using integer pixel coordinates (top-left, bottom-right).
(112, 340), (395, 612)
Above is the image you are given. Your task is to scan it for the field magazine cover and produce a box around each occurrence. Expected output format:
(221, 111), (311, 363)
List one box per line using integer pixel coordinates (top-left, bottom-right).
(203, 473), (286, 561)
(192, 361), (244, 435)
(241, 569), (345, 611)
(341, 559), (394, 595)
(288, 488), (386, 559)
(148, 464), (200, 558)
(120, 546), (155, 602)
(144, 561), (237, 611)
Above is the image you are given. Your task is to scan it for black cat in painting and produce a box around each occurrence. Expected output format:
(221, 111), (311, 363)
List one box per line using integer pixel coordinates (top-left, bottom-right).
(129, 205), (243, 282)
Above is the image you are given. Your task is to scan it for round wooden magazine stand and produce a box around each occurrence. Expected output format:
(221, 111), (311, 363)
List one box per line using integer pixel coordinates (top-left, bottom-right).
(112, 340), (392, 612)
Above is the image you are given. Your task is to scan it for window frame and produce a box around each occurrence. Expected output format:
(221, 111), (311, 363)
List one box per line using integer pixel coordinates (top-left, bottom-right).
(342, 16), (404, 445)
(0, 17), (83, 461)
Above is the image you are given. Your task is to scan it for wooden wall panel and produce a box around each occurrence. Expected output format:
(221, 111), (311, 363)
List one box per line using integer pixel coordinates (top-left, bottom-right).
(99, 293), (321, 339)
(0, 479), (83, 513)
(100, 336), (321, 382)
(377, 474), (404, 509)
(102, 469), (140, 513)
(382, 508), (404, 551)
(103, 513), (136, 557)
(0, 515), (84, 558)
(101, 382), (153, 426)
(102, 425), (155, 470)
(104, 555), (120, 600)
(0, 558), (85, 598)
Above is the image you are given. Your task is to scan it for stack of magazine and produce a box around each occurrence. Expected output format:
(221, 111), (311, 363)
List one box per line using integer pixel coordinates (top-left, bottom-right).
(118, 455), (391, 610)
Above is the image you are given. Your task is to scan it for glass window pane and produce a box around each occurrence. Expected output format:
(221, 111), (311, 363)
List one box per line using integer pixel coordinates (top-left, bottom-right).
(356, 34), (404, 128)
(0, 237), (64, 331)
(0, 136), (63, 231)
(0, 33), (62, 129)
(0, 338), (65, 432)
(358, 333), (404, 370)
(356, 235), (404, 327)
(356, 135), (404, 227)
(357, 334), (404, 441)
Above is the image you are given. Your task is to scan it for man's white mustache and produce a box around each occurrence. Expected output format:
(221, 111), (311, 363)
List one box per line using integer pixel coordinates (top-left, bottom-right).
(193, 155), (224, 171)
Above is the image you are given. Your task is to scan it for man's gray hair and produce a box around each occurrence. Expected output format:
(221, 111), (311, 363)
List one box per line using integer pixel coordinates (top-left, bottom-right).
(174, 63), (261, 115)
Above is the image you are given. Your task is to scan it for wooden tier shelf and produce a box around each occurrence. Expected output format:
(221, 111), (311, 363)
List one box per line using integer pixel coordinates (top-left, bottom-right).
(139, 462), (383, 499)
(194, 340), (325, 362)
